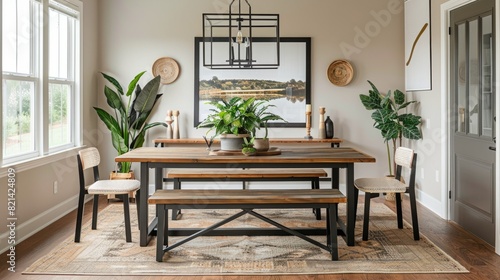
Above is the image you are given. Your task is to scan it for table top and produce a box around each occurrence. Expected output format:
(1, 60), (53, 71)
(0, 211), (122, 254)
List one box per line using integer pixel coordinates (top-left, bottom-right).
(153, 137), (343, 145)
(116, 147), (375, 164)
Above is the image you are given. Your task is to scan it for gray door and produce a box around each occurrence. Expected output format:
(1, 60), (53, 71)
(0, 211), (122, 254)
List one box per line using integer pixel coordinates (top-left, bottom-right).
(450, 0), (495, 246)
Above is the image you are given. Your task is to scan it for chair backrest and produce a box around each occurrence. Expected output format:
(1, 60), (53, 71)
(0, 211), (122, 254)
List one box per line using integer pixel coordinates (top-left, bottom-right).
(77, 147), (101, 192)
(394, 147), (414, 168)
(394, 147), (417, 190)
(78, 147), (100, 170)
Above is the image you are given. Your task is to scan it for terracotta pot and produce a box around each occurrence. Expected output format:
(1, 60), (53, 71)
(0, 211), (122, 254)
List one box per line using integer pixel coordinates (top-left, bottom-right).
(253, 138), (270, 152)
(109, 171), (135, 180)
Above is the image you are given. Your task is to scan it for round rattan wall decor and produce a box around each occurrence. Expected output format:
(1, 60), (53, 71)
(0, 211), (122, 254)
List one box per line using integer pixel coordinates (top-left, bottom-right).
(327, 59), (354, 86)
(152, 57), (180, 84)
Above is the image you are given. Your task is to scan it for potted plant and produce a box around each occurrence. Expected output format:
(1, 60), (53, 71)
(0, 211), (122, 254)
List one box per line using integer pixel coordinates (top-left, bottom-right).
(94, 71), (166, 175)
(359, 80), (422, 176)
(198, 96), (284, 151)
(252, 100), (286, 152)
(241, 137), (257, 156)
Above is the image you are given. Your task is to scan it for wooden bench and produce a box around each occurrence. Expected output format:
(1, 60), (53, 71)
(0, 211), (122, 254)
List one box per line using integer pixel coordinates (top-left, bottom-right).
(167, 168), (328, 220)
(149, 189), (347, 262)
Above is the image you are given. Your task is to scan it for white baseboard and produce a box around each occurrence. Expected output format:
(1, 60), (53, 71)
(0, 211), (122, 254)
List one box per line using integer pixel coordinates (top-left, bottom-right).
(416, 189), (446, 219)
(0, 194), (90, 254)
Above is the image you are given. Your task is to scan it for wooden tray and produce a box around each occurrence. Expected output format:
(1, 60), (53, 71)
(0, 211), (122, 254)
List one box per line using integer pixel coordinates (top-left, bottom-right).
(209, 147), (281, 156)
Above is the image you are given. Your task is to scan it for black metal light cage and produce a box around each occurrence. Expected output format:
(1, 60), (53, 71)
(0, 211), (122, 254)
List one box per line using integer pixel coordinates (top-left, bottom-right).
(202, 1), (280, 69)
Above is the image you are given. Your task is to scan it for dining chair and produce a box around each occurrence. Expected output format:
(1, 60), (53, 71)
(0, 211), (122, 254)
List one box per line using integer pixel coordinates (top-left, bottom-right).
(354, 147), (419, 241)
(75, 147), (140, 243)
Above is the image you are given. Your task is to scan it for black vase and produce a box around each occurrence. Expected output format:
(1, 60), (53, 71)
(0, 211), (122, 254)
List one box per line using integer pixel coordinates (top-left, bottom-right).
(325, 116), (334, 139)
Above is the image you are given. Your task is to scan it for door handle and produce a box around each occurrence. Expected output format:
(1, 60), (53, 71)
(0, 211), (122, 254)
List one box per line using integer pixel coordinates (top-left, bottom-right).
(489, 146), (496, 151)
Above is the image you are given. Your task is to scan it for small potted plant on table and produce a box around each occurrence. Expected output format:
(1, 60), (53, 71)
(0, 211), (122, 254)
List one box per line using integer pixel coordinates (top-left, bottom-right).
(198, 97), (284, 152)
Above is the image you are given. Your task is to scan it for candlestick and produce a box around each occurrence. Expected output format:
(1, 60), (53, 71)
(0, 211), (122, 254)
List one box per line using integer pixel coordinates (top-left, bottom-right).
(165, 110), (173, 139)
(172, 110), (180, 139)
(304, 111), (313, 139)
(318, 107), (326, 139)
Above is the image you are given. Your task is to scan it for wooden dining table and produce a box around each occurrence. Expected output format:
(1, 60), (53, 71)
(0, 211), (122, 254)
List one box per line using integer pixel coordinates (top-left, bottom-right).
(115, 146), (376, 247)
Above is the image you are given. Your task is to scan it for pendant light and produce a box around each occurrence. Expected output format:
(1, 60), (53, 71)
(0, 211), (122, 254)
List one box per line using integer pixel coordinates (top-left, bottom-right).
(202, 0), (280, 69)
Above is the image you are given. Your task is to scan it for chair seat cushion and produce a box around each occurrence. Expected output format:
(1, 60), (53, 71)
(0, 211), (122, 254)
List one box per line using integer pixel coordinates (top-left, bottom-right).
(87, 179), (140, 195)
(354, 177), (407, 193)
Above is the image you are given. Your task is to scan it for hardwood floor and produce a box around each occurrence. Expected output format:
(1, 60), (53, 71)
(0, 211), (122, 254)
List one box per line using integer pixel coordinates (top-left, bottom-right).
(1, 196), (499, 280)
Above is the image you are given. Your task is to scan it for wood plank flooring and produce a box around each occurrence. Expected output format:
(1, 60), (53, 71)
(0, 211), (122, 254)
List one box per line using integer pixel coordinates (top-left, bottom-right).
(1, 196), (499, 280)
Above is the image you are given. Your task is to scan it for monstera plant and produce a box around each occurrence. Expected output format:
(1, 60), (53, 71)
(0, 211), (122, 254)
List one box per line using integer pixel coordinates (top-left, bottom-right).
(94, 71), (165, 173)
(359, 80), (422, 175)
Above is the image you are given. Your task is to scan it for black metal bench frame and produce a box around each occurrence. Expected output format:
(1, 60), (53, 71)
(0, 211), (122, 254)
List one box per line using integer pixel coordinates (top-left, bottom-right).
(170, 176), (323, 220)
(155, 202), (341, 262)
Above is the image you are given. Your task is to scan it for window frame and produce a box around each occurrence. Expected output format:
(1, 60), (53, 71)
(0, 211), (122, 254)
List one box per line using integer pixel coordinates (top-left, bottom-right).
(0, 0), (82, 173)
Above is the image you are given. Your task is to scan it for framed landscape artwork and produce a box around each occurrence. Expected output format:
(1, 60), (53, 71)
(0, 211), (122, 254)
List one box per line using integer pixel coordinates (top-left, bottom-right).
(194, 37), (311, 127)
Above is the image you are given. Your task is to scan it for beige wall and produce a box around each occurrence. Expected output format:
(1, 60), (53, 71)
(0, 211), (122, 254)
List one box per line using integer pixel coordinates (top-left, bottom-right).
(97, 0), (455, 208)
(97, 0), (406, 188)
(1, 0), (458, 253)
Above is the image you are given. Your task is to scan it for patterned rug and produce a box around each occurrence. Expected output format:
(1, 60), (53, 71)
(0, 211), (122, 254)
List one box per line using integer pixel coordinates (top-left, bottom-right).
(23, 202), (468, 275)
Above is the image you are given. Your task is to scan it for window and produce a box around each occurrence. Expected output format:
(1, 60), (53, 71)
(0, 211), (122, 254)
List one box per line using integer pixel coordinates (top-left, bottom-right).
(1, 0), (81, 165)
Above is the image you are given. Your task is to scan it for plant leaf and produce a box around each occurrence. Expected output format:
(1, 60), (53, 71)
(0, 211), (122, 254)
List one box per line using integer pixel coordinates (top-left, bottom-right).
(94, 107), (121, 135)
(126, 71), (146, 97)
(394, 89), (405, 105)
(101, 72), (124, 95)
(133, 75), (161, 113)
(111, 130), (128, 155)
(104, 86), (125, 114)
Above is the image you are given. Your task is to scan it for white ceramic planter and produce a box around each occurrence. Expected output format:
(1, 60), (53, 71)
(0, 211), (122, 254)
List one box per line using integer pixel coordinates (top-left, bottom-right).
(220, 134), (249, 151)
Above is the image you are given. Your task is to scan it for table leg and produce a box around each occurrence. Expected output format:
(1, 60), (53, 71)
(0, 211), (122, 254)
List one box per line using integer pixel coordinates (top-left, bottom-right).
(140, 162), (149, 247)
(155, 167), (163, 220)
(331, 168), (340, 189)
(346, 163), (357, 246)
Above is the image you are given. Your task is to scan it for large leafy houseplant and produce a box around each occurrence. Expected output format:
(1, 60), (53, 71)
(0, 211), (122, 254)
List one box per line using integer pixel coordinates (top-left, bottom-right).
(198, 96), (284, 151)
(198, 96), (284, 137)
(359, 81), (422, 175)
(94, 71), (165, 173)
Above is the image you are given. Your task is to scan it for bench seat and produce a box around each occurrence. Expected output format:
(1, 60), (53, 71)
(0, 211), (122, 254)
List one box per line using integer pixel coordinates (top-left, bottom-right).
(166, 168), (328, 179)
(166, 168), (328, 220)
(149, 189), (346, 262)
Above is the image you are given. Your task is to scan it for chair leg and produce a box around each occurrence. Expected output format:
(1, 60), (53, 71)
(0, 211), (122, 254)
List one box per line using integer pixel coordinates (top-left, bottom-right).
(74, 192), (86, 242)
(395, 193), (403, 229)
(135, 189), (141, 230)
(409, 190), (420, 240)
(122, 194), (132, 242)
(362, 193), (372, 241)
(91, 194), (99, 230)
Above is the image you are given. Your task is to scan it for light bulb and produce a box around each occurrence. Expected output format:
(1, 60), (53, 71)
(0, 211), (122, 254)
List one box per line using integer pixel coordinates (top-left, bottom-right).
(236, 31), (243, 44)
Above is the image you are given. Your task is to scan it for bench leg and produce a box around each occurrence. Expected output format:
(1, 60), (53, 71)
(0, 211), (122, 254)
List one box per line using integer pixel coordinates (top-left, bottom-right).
(156, 205), (168, 262)
(172, 179), (181, 220)
(328, 204), (339, 260)
(312, 179), (321, 220)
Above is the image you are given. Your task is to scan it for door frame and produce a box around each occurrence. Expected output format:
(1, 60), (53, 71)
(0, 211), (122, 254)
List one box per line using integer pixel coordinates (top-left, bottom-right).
(441, 0), (500, 255)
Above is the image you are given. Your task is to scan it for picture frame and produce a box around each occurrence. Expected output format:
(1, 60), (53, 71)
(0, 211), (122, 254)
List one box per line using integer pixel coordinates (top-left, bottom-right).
(194, 37), (311, 127)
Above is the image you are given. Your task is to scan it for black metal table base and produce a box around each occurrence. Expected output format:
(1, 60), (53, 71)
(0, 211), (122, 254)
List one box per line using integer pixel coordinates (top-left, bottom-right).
(155, 205), (341, 262)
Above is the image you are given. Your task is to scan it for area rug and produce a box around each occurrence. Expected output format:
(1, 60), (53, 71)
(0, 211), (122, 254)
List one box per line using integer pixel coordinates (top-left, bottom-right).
(23, 202), (468, 275)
